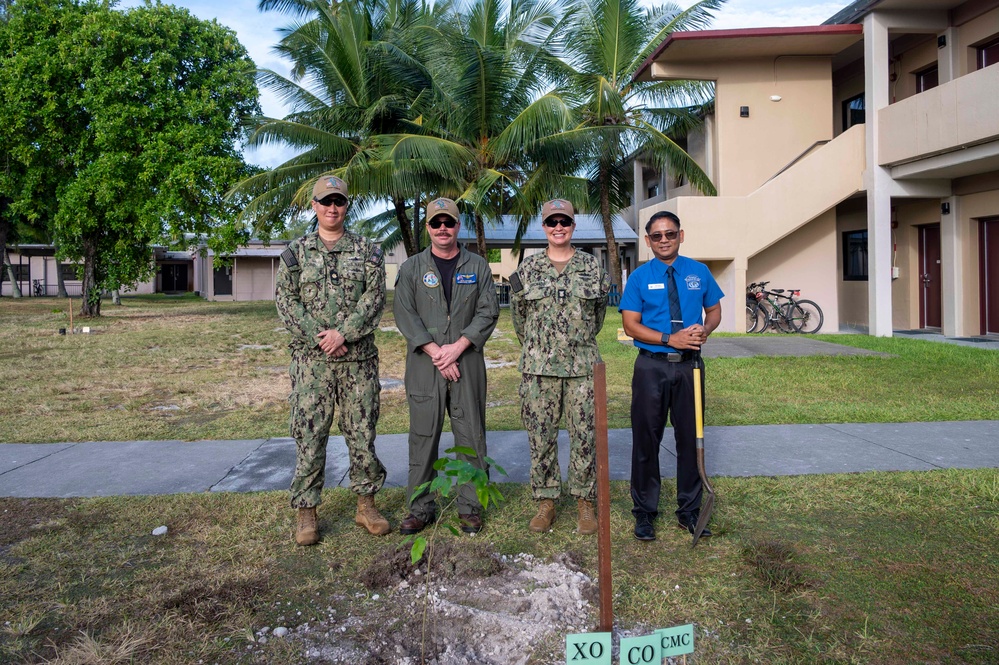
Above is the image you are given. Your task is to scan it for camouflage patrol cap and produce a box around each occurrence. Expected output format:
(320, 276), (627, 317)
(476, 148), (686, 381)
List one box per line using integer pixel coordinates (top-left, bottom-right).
(426, 198), (460, 223)
(542, 199), (575, 223)
(313, 176), (349, 200)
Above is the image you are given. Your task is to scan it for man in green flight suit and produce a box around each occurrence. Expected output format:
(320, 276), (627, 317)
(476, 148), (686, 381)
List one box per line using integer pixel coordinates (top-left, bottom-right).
(510, 199), (610, 535)
(393, 197), (500, 535)
(275, 176), (391, 546)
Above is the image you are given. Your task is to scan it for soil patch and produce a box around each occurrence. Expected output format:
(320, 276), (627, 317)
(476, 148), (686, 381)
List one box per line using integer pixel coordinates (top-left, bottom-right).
(287, 544), (597, 664)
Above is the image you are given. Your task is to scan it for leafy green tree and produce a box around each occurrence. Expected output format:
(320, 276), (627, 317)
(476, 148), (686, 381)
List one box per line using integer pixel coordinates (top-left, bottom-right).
(0, 0), (261, 315)
(563, 0), (722, 286)
(235, 0), (440, 257)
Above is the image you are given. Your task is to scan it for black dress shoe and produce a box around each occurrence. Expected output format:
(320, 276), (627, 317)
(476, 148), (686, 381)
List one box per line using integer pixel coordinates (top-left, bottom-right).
(459, 513), (482, 534)
(399, 514), (428, 535)
(634, 513), (656, 541)
(677, 513), (712, 538)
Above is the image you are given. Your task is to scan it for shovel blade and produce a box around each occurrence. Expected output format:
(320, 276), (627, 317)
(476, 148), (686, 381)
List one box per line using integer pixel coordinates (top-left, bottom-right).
(691, 491), (714, 547)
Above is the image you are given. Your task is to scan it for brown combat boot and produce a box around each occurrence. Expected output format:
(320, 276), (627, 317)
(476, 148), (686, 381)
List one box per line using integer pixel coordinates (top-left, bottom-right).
(355, 495), (390, 535)
(296, 507), (319, 546)
(529, 499), (556, 532)
(577, 499), (598, 535)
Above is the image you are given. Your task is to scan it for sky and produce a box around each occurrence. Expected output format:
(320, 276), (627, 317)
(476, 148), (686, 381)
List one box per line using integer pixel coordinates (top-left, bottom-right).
(116, 0), (854, 168)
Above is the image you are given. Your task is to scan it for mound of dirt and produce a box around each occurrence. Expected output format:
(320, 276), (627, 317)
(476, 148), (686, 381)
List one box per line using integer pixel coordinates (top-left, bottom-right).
(290, 546), (597, 664)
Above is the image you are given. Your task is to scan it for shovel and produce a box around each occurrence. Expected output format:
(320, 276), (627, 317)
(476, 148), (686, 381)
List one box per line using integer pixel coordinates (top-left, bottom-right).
(690, 353), (715, 547)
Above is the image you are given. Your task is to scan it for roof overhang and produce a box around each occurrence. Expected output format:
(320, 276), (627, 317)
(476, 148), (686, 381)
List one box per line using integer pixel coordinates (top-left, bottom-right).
(634, 24), (863, 81)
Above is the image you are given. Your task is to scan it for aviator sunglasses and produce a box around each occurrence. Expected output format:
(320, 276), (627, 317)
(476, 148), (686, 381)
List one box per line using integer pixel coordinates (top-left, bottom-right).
(314, 195), (348, 207)
(648, 230), (679, 242)
(428, 218), (458, 229)
(543, 218), (573, 228)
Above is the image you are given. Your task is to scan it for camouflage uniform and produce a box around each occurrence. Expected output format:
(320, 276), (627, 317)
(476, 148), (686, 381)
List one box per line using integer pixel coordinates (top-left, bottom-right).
(511, 249), (610, 501)
(276, 231), (387, 509)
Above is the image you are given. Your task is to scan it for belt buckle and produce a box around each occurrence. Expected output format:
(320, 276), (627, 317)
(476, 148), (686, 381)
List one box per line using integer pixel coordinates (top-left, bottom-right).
(667, 352), (682, 362)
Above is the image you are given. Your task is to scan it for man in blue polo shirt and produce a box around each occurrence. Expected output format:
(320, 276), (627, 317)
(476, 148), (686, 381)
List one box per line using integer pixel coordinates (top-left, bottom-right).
(619, 210), (723, 541)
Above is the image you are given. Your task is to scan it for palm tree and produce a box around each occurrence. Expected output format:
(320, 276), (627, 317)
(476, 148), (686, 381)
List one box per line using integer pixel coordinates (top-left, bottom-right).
(563, 0), (723, 287)
(378, 0), (583, 256)
(234, 0), (442, 256)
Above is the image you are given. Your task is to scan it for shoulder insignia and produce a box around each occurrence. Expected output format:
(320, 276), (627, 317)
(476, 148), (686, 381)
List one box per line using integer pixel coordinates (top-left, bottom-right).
(280, 247), (299, 270)
(368, 246), (384, 266)
(509, 271), (524, 293)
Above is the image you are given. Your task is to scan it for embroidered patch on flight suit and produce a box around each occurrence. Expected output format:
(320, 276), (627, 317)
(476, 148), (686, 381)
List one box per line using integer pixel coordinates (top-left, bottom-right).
(456, 273), (477, 284)
(423, 272), (440, 288)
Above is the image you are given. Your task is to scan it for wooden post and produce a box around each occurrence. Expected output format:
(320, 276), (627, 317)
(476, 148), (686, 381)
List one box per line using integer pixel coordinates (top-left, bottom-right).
(594, 361), (614, 632)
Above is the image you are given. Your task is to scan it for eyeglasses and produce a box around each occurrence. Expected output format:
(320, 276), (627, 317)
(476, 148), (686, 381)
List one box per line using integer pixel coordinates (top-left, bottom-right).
(315, 195), (348, 207)
(648, 230), (679, 242)
(428, 218), (458, 229)
(543, 218), (573, 228)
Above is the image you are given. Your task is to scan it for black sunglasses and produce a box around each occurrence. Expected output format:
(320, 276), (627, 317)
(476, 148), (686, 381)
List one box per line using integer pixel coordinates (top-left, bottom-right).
(315, 195), (348, 207)
(428, 218), (458, 229)
(648, 230), (679, 242)
(543, 218), (573, 228)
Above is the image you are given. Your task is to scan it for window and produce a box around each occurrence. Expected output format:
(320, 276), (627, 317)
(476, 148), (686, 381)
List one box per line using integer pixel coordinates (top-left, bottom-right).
(842, 94), (865, 131)
(60, 264), (80, 282)
(978, 37), (999, 70)
(843, 230), (868, 281)
(915, 64), (938, 93)
(0, 264), (29, 282)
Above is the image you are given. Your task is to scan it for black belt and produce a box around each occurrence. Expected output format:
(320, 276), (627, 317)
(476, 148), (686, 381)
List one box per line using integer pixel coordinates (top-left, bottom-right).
(638, 348), (694, 362)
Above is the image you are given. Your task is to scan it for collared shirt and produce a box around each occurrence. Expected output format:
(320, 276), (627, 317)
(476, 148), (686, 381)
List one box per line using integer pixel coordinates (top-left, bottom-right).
(619, 254), (723, 353)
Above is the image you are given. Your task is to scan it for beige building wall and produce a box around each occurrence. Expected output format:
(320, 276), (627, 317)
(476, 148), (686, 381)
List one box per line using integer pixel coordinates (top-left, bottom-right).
(957, 6), (999, 74)
(233, 258), (280, 302)
(747, 210), (840, 330)
(836, 205), (869, 328)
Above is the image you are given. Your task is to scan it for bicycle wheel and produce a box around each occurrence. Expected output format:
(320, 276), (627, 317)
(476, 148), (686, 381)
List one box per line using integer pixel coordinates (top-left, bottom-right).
(756, 300), (775, 332)
(790, 299), (824, 333)
(773, 302), (798, 333)
(746, 304), (763, 333)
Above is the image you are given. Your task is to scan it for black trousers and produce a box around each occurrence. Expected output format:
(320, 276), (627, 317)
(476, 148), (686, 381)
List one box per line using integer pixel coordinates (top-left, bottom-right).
(630, 353), (704, 520)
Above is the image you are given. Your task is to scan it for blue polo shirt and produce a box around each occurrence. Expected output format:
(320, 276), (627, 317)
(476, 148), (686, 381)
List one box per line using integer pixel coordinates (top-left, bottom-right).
(619, 255), (724, 353)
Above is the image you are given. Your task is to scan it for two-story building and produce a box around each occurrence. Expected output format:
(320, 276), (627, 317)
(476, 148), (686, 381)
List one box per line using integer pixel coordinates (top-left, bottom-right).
(632, 0), (999, 337)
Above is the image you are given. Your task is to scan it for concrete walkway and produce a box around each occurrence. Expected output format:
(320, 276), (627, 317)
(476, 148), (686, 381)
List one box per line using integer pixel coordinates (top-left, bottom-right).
(2, 334), (995, 498)
(1, 421), (996, 498)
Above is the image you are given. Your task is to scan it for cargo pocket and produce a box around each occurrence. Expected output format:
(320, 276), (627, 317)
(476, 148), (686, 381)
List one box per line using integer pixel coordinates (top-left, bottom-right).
(408, 394), (436, 436)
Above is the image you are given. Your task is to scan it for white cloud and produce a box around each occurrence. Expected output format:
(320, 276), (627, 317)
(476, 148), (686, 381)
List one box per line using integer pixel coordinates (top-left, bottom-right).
(671, 0), (850, 29)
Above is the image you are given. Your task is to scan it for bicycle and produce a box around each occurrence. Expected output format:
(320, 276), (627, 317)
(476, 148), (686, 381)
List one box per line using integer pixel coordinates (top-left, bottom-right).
(770, 288), (824, 333)
(746, 282), (796, 333)
(746, 282), (823, 333)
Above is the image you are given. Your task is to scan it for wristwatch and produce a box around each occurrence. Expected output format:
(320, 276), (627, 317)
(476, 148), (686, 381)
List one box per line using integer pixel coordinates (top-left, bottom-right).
(661, 332), (670, 346)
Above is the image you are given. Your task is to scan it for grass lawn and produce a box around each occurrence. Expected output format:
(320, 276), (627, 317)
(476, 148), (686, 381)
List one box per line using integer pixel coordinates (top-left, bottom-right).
(1, 294), (997, 663)
(0, 293), (996, 443)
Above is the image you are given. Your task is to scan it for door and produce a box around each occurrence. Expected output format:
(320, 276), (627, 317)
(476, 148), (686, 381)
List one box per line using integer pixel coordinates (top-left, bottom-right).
(919, 224), (941, 329)
(162, 264), (188, 292)
(213, 265), (233, 296)
(982, 218), (999, 335)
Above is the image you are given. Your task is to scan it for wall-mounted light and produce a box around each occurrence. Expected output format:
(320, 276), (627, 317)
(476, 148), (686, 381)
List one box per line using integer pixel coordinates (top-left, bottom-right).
(937, 35), (946, 48)
(941, 202), (950, 215)
(769, 95), (782, 102)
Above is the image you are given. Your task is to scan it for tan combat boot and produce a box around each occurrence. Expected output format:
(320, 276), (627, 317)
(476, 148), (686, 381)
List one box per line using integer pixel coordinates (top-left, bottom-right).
(529, 499), (556, 532)
(577, 499), (598, 535)
(355, 495), (391, 535)
(296, 507), (319, 546)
